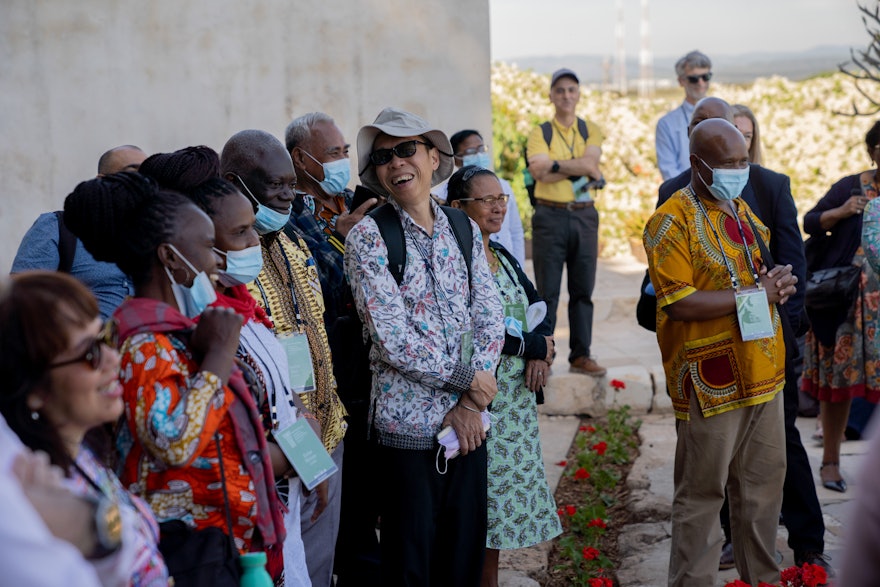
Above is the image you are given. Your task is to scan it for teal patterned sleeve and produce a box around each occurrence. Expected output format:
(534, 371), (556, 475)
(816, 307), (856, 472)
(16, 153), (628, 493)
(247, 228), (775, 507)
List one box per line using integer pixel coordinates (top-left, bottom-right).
(862, 198), (880, 274)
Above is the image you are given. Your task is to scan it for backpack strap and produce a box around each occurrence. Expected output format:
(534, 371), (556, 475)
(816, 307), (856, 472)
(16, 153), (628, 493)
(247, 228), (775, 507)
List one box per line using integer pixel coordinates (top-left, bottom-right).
(55, 210), (77, 273)
(439, 206), (473, 291)
(367, 203), (473, 289)
(576, 117), (589, 142)
(540, 121), (552, 148)
(368, 203), (406, 286)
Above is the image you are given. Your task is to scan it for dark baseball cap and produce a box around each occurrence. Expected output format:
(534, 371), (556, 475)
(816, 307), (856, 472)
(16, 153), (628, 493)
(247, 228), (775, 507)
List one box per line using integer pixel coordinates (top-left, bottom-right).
(551, 68), (579, 88)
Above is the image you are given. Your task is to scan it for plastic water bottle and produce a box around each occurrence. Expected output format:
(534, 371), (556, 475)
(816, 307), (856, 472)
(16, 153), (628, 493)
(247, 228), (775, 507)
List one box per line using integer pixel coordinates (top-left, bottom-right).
(239, 551), (273, 587)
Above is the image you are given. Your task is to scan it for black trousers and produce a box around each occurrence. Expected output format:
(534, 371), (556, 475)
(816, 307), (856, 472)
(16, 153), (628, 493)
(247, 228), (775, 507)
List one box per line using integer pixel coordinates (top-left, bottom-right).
(377, 443), (487, 587)
(722, 312), (824, 553)
(531, 204), (599, 361)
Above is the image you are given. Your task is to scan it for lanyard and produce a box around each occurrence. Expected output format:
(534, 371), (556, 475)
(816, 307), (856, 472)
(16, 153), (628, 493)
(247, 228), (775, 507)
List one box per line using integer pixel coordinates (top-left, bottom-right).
(257, 241), (305, 326)
(690, 189), (761, 291)
(551, 120), (576, 158)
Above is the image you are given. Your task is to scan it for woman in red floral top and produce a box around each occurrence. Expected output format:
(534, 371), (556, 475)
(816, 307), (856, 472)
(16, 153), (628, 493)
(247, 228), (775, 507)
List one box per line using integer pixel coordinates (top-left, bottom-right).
(63, 173), (285, 579)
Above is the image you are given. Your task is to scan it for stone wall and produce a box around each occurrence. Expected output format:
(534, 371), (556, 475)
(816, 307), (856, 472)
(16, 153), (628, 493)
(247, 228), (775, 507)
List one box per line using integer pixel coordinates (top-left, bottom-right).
(1, 0), (490, 271)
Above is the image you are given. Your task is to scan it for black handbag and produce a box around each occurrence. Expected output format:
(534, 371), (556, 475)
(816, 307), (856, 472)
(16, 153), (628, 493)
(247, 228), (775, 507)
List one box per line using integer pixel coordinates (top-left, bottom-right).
(157, 434), (241, 587)
(804, 265), (861, 311)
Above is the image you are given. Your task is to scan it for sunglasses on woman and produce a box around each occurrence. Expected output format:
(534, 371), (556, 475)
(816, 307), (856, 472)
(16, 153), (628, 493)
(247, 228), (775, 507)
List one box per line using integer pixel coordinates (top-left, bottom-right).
(49, 321), (119, 370)
(369, 140), (431, 166)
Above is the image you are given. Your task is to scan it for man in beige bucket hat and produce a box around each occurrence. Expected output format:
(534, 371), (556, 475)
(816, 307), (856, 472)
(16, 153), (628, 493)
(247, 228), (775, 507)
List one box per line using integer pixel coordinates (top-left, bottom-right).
(345, 107), (505, 585)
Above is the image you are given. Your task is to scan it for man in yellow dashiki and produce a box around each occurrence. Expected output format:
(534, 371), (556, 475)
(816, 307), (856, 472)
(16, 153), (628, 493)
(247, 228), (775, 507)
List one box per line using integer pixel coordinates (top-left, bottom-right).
(643, 118), (797, 587)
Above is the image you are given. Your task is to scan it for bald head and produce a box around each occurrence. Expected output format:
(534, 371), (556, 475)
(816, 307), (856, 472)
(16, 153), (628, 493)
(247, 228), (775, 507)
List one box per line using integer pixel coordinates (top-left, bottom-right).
(687, 97), (734, 137)
(220, 130), (289, 177)
(97, 145), (146, 176)
(690, 118), (749, 200)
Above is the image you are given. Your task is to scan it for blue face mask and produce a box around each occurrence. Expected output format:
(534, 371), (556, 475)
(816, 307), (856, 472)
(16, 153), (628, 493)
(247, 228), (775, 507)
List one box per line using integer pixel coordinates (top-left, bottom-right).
(215, 244), (263, 287)
(696, 157), (749, 201)
(303, 151), (351, 195)
(232, 174), (291, 235)
(462, 151), (493, 171)
(163, 244), (217, 318)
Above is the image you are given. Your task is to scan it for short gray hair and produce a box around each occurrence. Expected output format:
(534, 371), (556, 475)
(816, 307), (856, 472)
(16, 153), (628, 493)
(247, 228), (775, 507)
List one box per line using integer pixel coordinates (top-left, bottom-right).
(675, 50), (711, 78)
(285, 112), (335, 152)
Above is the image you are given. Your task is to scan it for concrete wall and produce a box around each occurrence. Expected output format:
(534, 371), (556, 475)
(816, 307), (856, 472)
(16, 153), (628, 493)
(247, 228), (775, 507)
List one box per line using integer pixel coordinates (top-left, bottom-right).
(0, 0), (491, 272)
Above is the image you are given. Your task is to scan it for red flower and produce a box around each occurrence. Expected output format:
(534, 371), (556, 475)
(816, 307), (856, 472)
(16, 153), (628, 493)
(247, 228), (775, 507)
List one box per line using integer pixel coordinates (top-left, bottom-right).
(588, 518), (607, 529)
(801, 562), (828, 587)
(557, 507), (565, 517)
(593, 441), (608, 456)
(604, 580), (612, 587)
(610, 378), (626, 390)
(579, 425), (589, 432)
(555, 460), (568, 467)
(575, 467), (591, 480)
(586, 425), (596, 433)
(565, 504), (577, 516)
(582, 546), (600, 560)
(589, 579), (604, 587)
(723, 580), (750, 587)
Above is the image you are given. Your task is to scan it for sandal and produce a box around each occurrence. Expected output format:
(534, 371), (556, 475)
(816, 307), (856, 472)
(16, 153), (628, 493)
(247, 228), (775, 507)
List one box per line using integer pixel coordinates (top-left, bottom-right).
(820, 462), (847, 493)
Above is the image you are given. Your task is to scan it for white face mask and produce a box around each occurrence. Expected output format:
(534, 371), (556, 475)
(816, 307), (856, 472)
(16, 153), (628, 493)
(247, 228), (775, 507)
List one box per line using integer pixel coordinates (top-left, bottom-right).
(163, 244), (217, 318)
(214, 244), (264, 287)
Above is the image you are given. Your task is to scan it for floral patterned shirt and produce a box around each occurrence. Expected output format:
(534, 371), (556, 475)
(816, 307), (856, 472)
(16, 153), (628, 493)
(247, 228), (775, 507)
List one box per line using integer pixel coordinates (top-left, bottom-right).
(344, 199), (505, 449)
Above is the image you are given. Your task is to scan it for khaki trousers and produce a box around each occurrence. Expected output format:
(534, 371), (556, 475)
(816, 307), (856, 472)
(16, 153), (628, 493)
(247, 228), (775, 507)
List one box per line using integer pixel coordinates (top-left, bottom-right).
(669, 390), (785, 587)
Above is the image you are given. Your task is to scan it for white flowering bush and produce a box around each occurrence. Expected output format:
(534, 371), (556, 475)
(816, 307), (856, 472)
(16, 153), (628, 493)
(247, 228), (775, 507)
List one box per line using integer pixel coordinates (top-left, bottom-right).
(492, 63), (873, 255)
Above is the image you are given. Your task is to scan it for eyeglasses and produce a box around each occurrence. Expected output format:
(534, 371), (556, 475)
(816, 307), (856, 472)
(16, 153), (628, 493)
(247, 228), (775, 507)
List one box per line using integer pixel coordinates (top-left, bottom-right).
(369, 140), (431, 166)
(49, 321), (118, 370)
(685, 72), (712, 84)
(457, 194), (509, 208)
(455, 144), (487, 157)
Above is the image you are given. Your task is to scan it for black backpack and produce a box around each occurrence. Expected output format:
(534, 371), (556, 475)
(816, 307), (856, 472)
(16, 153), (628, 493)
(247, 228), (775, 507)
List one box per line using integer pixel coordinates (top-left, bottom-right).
(523, 119), (589, 205)
(367, 203), (473, 287)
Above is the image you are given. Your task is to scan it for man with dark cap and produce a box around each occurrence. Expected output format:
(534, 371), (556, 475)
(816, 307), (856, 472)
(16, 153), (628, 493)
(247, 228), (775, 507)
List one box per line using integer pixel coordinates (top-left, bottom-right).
(526, 68), (607, 376)
(344, 107), (504, 586)
(220, 130), (347, 587)
(11, 144), (145, 317)
(645, 118), (795, 586)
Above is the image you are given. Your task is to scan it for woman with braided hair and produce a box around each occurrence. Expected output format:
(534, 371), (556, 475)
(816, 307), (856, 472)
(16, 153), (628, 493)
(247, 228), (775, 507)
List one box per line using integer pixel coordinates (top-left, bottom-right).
(63, 172), (287, 583)
(142, 144), (314, 585)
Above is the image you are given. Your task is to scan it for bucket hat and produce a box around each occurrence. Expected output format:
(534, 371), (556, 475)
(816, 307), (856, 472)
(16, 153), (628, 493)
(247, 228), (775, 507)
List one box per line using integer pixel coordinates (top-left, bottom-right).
(357, 107), (453, 195)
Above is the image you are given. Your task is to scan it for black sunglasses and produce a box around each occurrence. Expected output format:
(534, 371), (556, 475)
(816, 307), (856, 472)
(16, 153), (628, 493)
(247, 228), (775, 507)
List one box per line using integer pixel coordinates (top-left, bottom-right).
(369, 140), (431, 166)
(685, 72), (712, 84)
(49, 321), (118, 370)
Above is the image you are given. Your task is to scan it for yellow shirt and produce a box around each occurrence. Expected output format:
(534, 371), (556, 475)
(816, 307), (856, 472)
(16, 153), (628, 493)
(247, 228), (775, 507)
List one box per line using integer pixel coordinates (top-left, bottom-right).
(644, 186), (785, 420)
(248, 232), (347, 452)
(526, 117), (604, 202)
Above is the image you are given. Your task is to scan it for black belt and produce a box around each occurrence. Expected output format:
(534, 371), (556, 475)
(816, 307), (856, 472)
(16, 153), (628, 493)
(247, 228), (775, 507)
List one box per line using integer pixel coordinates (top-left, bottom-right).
(535, 199), (594, 211)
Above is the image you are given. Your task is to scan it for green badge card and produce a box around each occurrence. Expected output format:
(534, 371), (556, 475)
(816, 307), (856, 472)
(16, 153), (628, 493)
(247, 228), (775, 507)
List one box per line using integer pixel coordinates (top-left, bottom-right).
(735, 287), (774, 341)
(274, 418), (338, 491)
(504, 302), (528, 332)
(278, 333), (316, 394)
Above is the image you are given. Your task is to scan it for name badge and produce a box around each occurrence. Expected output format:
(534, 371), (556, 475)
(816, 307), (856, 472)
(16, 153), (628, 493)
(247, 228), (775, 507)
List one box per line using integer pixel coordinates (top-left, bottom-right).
(461, 330), (474, 364)
(273, 418), (338, 491)
(735, 287), (774, 341)
(277, 332), (317, 394)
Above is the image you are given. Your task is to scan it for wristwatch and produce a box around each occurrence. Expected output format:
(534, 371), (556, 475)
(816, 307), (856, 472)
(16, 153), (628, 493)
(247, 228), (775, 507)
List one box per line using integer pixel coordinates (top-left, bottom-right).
(87, 496), (123, 560)
(551, 161), (560, 173)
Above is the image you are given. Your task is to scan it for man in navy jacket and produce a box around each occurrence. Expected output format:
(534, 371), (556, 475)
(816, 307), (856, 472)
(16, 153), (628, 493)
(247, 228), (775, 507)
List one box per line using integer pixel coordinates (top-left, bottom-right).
(656, 97), (830, 575)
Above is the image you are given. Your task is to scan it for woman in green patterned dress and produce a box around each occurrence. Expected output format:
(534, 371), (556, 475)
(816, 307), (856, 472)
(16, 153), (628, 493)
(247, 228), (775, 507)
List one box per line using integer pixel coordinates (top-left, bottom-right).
(447, 165), (562, 587)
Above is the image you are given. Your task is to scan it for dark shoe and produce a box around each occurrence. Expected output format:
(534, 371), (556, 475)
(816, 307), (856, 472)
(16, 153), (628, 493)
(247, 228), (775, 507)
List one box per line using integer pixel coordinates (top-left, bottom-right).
(719, 542), (735, 570)
(794, 551), (835, 579)
(570, 356), (607, 377)
(820, 462), (847, 493)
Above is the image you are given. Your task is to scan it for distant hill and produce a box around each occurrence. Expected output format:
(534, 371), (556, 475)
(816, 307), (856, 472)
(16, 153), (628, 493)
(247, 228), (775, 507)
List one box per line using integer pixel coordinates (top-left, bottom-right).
(500, 45), (853, 85)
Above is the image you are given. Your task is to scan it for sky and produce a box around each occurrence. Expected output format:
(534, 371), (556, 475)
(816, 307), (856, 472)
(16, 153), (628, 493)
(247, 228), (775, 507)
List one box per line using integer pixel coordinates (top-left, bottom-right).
(490, 0), (866, 61)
